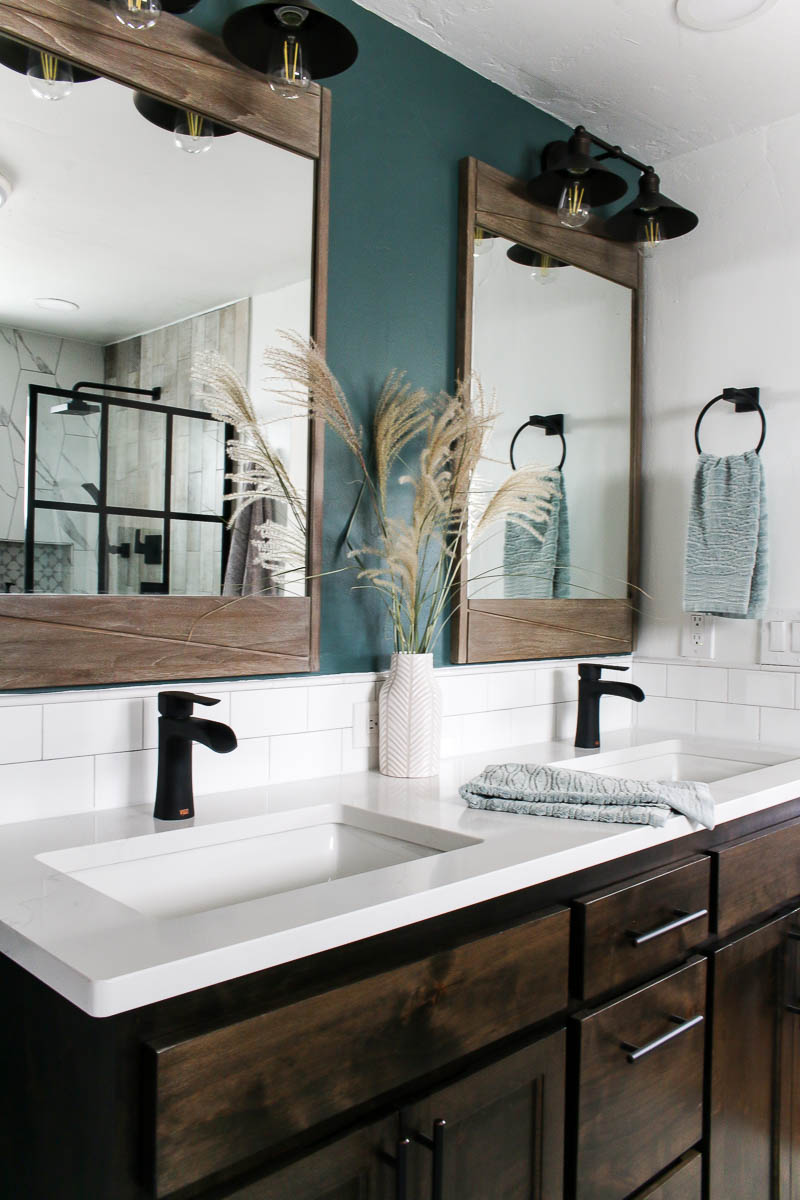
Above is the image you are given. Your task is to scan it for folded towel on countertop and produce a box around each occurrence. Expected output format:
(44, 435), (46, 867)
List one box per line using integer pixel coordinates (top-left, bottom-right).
(683, 450), (768, 619)
(460, 762), (715, 829)
(503, 468), (571, 598)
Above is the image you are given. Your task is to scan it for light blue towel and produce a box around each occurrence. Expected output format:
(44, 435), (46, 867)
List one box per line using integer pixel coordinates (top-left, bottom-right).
(460, 762), (715, 829)
(683, 450), (768, 619)
(503, 468), (571, 598)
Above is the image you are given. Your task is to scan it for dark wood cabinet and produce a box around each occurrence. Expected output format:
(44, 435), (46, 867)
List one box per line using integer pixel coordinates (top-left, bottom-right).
(217, 1116), (399, 1200)
(707, 906), (800, 1200)
(570, 957), (706, 1200)
(402, 1030), (565, 1200)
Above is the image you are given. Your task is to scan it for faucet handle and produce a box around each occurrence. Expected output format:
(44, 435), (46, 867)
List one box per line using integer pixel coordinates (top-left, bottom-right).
(578, 662), (630, 680)
(158, 691), (221, 719)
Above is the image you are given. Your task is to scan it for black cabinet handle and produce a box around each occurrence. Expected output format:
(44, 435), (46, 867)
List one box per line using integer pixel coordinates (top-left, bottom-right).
(621, 1013), (704, 1063)
(380, 1136), (410, 1200)
(625, 908), (708, 946)
(411, 1119), (446, 1199)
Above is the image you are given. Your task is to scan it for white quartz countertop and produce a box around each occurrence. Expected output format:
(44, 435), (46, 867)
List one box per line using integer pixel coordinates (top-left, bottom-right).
(2, 729), (800, 1017)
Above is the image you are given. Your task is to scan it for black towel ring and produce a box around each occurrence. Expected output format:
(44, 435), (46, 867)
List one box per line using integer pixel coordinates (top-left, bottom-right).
(694, 386), (766, 455)
(509, 414), (566, 471)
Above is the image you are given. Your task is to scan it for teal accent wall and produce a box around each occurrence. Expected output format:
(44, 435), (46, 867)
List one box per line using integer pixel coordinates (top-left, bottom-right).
(195, 0), (571, 674)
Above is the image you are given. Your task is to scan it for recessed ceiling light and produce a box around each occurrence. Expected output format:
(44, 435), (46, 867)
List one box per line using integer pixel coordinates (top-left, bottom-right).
(676, 0), (780, 31)
(0, 173), (12, 207)
(35, 297), (80, 313)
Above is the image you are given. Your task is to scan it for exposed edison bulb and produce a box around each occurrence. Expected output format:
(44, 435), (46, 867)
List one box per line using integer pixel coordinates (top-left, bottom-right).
(639, 214), (663, 258)
(111, 0), (161, 31)
(473, 229), (493, 257)
(268, 33), (311, 98)
(174, 111), (213, 155)
(27, 51), (73, 101)
(530, 254), (557, 286)
(557, 179), (590, 229)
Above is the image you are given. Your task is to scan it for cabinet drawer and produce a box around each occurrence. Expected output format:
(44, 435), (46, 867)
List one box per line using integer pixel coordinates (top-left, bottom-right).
(144, 906), (569, 1198)
(713, 817), (800, 937)
(629, 1150), (701, 1199)
(572, 956), (706, 1200)
(574, 856), (710, 1001)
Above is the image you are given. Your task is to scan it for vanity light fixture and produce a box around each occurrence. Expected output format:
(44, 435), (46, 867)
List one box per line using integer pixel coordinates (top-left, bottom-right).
(604, 167), (699, 253)
(527, 126), (628, 229)
(506, 243), (568, 285)
(132, 92), (235, 155)
(110, 0), (202, 31)
(0, 35), (98, 100)
(222, 2), (358, 98)
(529, 123), (699, 251)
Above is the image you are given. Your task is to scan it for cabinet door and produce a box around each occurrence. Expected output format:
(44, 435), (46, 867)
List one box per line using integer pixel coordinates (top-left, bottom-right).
(218, 1115), (399, 1200)
(707, 907), (800, 1200)
(400, 1029), (565, 1200)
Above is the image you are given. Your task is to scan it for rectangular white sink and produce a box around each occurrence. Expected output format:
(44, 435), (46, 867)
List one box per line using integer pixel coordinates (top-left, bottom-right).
(555, 738), (791, 785)
(37, 805), (480, 920)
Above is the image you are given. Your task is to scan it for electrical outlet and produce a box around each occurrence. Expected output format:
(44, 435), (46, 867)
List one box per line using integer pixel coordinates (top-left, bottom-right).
(681, 613), (716, 659)
(352, 701), (378, 749)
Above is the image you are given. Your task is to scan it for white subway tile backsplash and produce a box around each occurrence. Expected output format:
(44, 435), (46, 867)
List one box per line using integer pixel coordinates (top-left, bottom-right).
(0, 757), (94, 824)
(308, 681), (376, 732)
(269, 729), (342, 784)
(0, 657), (642, 823)
(0, 705), (42, 765)
(43, 699), (142, 760)
(439, 673), (488, 716)
(729, 670), (795, 710)
(637, 696), (696, 736)
(600, 695), (638, 733)
(632, 662), (667, 696)
(760, 707), (800, 750)
(486, 670), (537, 711)
(229, 688), (306, 740)
(696, 701), (759, 742)
(666, 664), (728, 702)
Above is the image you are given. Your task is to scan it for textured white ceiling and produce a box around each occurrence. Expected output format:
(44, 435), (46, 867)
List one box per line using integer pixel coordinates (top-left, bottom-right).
(355, 0), (799, 161)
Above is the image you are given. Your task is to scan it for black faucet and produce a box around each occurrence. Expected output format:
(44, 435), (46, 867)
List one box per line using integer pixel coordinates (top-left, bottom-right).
(154, 691), (237, 821)
(574, 663), (645, 749)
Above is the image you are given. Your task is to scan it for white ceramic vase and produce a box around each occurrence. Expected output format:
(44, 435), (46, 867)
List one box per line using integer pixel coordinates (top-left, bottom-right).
(378, 652), (442, 778)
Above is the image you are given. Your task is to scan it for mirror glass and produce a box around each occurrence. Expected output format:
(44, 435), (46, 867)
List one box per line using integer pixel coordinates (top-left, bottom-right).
(0, 42), (313, 598)
(468, 230), (632, 603)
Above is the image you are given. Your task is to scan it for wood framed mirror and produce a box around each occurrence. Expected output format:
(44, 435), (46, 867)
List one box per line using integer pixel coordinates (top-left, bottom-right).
(452, 157), (643, 665)
(0, 0), (329, 688)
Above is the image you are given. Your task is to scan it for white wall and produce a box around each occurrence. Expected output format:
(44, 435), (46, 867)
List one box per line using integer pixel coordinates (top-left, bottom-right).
(639, 111), (800, 668)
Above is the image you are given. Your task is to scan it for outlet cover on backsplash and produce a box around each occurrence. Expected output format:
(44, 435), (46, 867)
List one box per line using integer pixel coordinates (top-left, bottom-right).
(760, 609), (800, 666)
(681, 613), (716, 660)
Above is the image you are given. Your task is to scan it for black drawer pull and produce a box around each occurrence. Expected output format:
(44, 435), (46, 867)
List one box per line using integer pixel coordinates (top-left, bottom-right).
(626, 908), (708, 946)
(621, 1013), (704, 1063)
(411, 1119), (446, 1199)
(380, 1137), (410, 1200)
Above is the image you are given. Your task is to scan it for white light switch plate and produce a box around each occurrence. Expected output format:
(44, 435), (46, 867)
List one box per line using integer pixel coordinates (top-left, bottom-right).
(760, 609), (800, 666)
(681, 613), (716, 659)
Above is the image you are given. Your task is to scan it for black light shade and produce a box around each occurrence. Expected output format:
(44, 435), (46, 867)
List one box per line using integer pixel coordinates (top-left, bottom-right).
(0, 33), (98, 83)
(604, 169), (699, 242)
(527, 126), (628, 208)
(133, 92), (235, 138)
(222, 1), (358, 80)
(161, 0), (203, 11)
(506, 244), (568, 270)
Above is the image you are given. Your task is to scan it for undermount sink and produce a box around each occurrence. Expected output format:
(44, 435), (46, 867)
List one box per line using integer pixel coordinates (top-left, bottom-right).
(37, 805), (480, 920)
(554, 738), (790, 785)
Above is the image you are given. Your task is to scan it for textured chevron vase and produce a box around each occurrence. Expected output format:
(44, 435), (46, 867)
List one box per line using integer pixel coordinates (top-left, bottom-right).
(378, 652), (442, 778)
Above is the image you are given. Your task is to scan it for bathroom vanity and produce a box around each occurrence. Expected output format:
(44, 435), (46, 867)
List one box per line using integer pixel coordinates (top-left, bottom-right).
(2, 734), (800, 1200)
